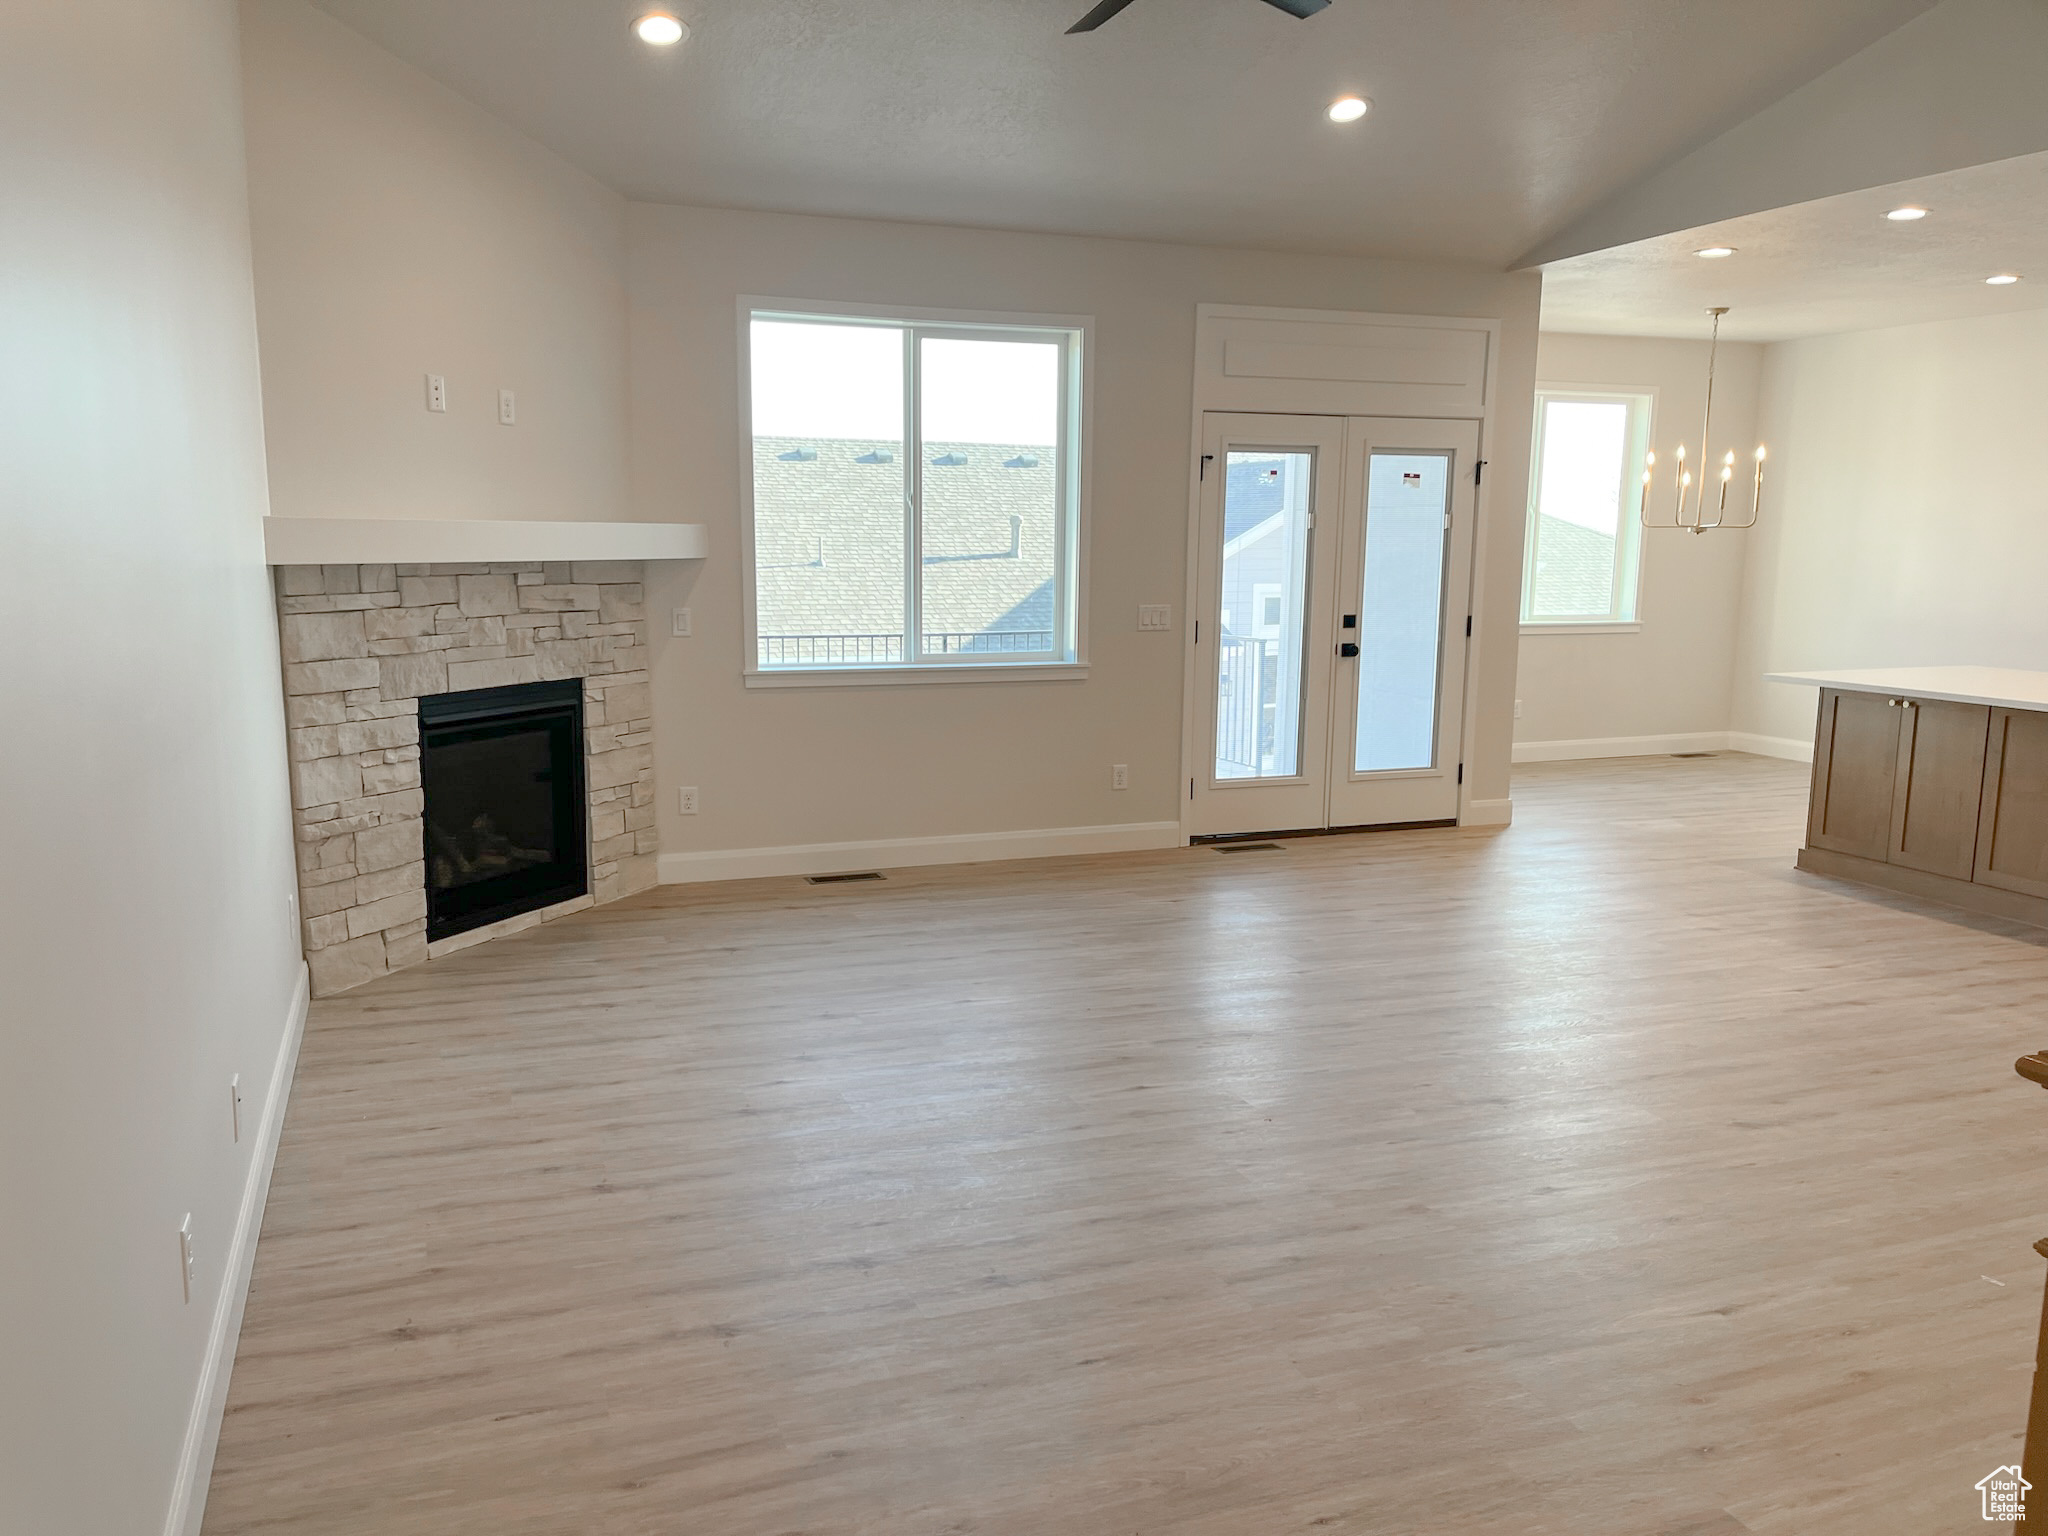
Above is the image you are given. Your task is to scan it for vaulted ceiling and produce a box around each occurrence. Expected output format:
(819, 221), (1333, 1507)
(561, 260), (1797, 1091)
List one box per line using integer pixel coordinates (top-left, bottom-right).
(308, 0), (1932, 267)
(1539, 150), (2048, 341)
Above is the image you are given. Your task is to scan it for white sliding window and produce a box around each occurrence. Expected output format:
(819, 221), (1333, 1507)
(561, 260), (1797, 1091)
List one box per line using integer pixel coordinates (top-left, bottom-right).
(1522, 388), (1652, 627)
(744, 304), (1085, 677)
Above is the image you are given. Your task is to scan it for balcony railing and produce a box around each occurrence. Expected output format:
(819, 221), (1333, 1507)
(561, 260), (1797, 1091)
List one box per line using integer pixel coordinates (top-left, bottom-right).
(1216, 633), (1277, 775)
(759, 631), (1053, 667)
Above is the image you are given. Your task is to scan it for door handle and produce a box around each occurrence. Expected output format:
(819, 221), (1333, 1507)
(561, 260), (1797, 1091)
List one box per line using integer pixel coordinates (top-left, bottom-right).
(1338, 642), (1360, 658)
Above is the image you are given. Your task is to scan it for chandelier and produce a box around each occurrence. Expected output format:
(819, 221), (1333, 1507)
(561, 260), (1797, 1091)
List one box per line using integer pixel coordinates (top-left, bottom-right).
(1640, 306), (1765, 534)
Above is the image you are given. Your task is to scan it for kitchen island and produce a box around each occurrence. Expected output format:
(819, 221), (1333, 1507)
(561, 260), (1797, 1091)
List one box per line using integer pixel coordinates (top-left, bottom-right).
(1768, 666), (2048, 927)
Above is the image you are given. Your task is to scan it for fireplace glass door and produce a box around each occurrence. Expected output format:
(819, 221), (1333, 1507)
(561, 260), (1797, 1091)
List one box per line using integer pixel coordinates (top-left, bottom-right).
(419, 679), (588, 942)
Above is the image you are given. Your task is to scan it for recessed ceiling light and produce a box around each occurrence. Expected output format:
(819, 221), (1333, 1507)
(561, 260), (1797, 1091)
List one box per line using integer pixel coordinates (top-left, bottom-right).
(1327, 96), (1370, 123)
(1885, 206), (1929, 221)
(1987, 273), (2023, 285)
(634, 11), (686, 45)
(1695, 246), (1737, 259)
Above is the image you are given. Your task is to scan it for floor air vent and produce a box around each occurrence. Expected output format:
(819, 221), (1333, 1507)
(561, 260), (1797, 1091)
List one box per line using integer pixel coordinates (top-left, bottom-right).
(807, 870), (886, 885)
(1212, 841), (1285, 853)
(1670, 752), (1719, 759)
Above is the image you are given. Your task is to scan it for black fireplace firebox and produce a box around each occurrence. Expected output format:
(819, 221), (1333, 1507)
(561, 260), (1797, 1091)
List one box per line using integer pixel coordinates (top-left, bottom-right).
(419, 679), (588, 943)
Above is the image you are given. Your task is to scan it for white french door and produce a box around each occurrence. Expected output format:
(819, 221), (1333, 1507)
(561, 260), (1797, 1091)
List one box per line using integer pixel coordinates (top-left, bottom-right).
(1189, 413), (1478, 838)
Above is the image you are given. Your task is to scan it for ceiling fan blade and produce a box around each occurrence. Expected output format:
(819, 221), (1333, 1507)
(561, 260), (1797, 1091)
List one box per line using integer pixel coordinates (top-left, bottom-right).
(1067, 0), (1142, 32)
(1258, 0), (1332, 15)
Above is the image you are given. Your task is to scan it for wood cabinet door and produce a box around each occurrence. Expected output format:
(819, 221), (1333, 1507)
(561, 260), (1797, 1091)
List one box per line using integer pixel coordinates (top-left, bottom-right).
(1886, 698), (1990, 879)
(1809, 688), (1901, 861)
(1975, 707), (2048, 898)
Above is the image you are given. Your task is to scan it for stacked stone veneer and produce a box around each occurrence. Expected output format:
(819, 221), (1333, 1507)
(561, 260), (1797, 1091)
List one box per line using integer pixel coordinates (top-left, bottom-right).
(275, 560), (658, 996)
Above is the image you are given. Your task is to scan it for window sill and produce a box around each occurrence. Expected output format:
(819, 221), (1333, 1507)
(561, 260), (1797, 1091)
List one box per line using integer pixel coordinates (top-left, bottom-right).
(1520, 621), (1642, 636)
(744, 662), (1090, 689)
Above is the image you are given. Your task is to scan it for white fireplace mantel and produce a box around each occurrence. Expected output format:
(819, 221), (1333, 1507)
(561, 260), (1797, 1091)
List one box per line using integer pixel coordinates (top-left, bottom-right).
(262, 517), (708, 566)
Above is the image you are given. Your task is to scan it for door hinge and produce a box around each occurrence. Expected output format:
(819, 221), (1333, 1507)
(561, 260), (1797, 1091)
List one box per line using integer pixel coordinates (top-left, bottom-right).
(1200, 453), (1214, 481)
(1190, 777), (1196, 800)
(1194, 619), (1200, 644)
(1457, 763), (1464, 784)
(1474, 459), (1487, 485)
(1465, 614), (1472, 637)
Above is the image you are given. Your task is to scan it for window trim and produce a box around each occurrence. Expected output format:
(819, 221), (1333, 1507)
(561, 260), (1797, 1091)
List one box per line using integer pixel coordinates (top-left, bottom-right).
(738, 296), (1093, 682)
(1520, 383), (1656, 629)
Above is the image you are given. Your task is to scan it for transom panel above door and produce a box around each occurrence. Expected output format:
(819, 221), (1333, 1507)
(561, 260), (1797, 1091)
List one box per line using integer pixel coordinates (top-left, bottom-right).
(1188, 412), (1477, 839)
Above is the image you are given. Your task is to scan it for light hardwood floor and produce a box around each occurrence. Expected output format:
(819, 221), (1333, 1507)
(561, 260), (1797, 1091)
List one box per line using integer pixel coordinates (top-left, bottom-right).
(205, 756), (2048, 1535)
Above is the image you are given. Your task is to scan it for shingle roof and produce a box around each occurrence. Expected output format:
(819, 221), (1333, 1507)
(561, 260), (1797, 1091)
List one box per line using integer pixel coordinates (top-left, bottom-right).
(1527, 514), (1617, 617)
(754, 435), (1058, 658)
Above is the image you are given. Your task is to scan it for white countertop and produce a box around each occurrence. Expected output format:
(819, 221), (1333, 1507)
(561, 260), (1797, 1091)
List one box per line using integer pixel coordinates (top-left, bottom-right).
(1765, 666), (2048, 712)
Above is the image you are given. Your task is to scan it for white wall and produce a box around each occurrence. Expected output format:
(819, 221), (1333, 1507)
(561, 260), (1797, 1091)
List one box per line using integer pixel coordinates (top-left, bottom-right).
(630, 203), (1539, 858)
(233, 4), (1540, 863)
(240, 0), (630, 524)
(1515, 332), (1762, 753)
(1732, 305), (2048, 745)
(0, 2), (306, 1532)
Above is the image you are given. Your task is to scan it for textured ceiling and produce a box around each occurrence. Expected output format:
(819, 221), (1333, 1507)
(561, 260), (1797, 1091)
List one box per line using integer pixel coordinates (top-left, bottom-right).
(307, 0), (1931, 266)
(1538, 151), (2048, 341)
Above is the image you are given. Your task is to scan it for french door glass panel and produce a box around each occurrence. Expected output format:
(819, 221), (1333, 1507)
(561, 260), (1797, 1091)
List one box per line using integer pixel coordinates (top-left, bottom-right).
(1214, 450), (1314, 780)
(1355, 452), (1451, 773)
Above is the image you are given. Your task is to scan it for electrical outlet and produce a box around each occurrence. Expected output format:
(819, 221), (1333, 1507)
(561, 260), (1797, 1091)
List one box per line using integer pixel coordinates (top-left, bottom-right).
(1138, 604), (1171, 632)
(1111, 764), (1129, 791)
(178, 1215), (195, 1304)
(230, 1074), (243, 1143)
(1514, 699), (1523, 719)
(425, 373), (446, 413)
(497, 388), (516, 425)
(678, 786), (699, 815)
(671, 607), (693, 637)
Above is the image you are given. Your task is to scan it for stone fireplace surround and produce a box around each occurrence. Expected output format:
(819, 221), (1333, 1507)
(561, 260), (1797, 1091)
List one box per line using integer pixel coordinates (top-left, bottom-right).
(275, 560), (657, 996)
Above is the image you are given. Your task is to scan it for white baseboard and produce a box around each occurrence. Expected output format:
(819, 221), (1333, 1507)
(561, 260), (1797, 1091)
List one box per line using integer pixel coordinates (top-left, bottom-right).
(1463, 797), (1513, 827)
(658, 820), (1184, 884)
(1728, 731), (1813, 763)
(1512, 731), (1730, 763)
(164, 961), (309, 1536)
(1511, 729), (1813, 765)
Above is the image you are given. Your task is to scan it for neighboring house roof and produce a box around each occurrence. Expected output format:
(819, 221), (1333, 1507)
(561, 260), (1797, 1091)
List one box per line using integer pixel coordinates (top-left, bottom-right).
(753, 435), (1056, 645)
(1529, 514), (1615, 616)
(1224, 454), (1288, 542)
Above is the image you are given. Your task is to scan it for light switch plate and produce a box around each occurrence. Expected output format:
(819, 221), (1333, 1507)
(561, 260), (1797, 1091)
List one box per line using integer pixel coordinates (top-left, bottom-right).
(1138, 605), (1171, 631)
(671, 608), (692, 637)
